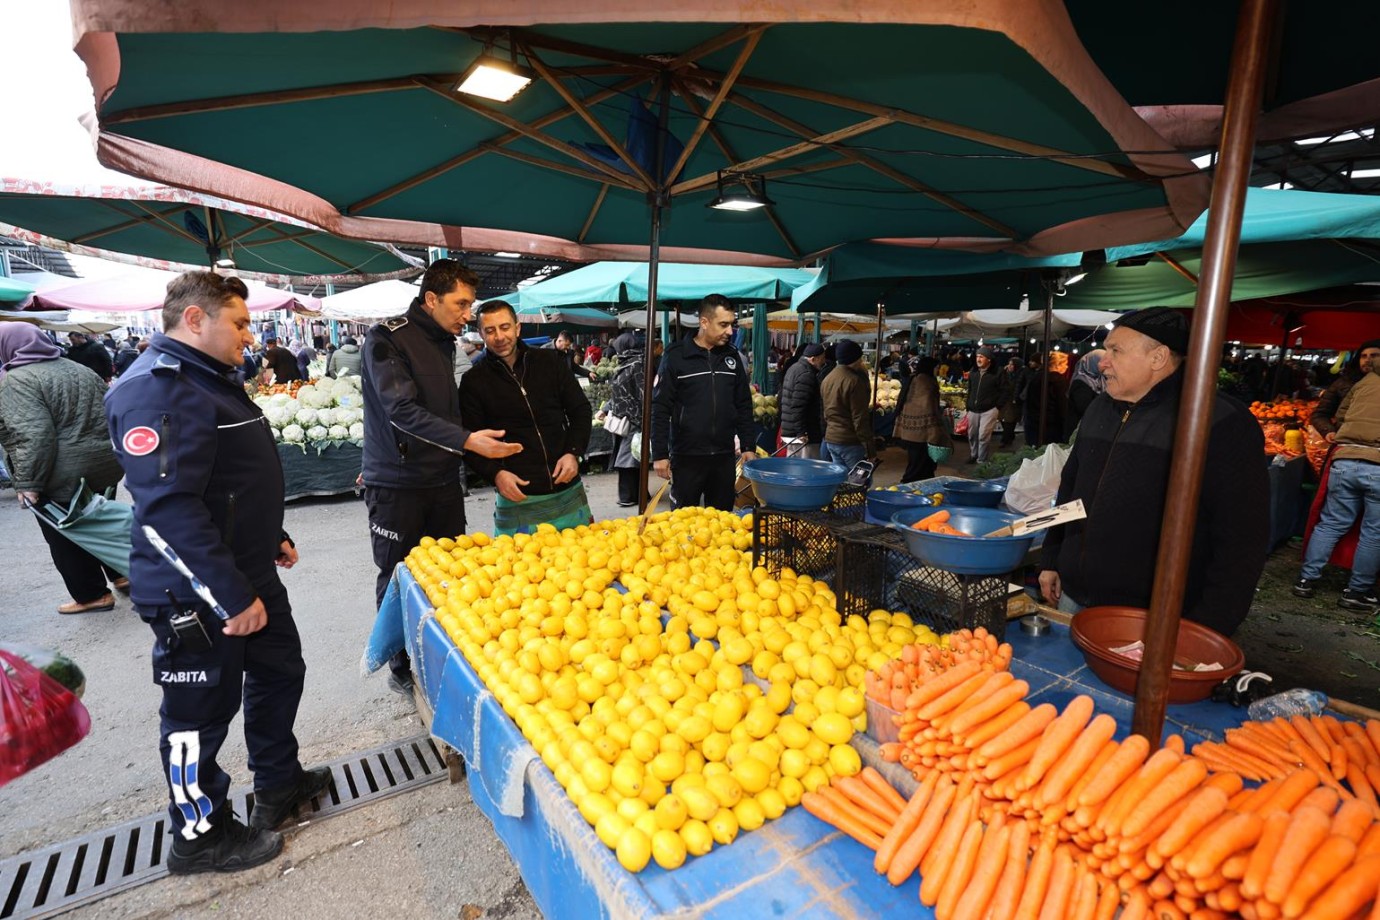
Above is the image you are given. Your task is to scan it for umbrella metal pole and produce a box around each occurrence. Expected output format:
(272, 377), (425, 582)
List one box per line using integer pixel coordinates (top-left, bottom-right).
(1132, 0), (1276, 744)
(639, 80), (672, 513)
(872, 302), (885, 411)
(1039, 288), (1053, 444)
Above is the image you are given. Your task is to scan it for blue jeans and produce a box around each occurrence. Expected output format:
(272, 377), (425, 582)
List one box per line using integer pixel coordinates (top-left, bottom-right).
(1301, 459), (1380, 592)
(822, 442), (867, 471)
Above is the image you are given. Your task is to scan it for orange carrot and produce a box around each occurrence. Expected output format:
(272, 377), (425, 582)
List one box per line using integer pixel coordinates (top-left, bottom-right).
(983, 736), (1043, 782)
(950, 821), (1011, 920)
(905, 659), (982, 710)
(959, 699), (1032, 749)
(1164, 734), (1186, 755)
(1099, 748), (1182, 836)
(1264, 807), (1334, 905)
(1035, 847), (1077, 920)
(818, 785), (890, 837)
(935, 818), (987, 917)
(1329, 743), (1349, 783)
(920, 787), (976, 882)
(1299, 785), (1342, 815)
(860, 766), (909, 816)
(886, 775), (954, 885)
(1069, 867), (1099, 920)
(1242, 811), (1292, 900)
(1093, 877), (1122, 920)
(986, 820), (1032, 920)
(1078, 735), (1153, 808)
(1280, 834), (1357, 918)
(1295, 854), (1380, 920)
(1357, 821), (1380, 860)
(1366, 720), (1380, 763)
(874, 768), (936, 877)
(1152, 786), (1230, 859)
(833, 775), (901, 824)
(917, 671), (993, 722)
(1012, 836), (1057, 920)
(801, 791), (883, 849)
(1185, 811), (1265, 880)
(948, 678), (1029, 738)
(1019, 695), (1096, 791)
(1204, 771), (1245, 798)
(1329, 798), (1372, 844)
(1294, 716), (1334, 765)
(911, 508), (950, 530)
(1121, 758), (1210, 840)
(1064, 740), (1121, 812)
(976, 703), (1058, 763)
(1253, 768), (1321, 816)
(1120, 888), (1152, 920)
(1037, 713), (1119, 808)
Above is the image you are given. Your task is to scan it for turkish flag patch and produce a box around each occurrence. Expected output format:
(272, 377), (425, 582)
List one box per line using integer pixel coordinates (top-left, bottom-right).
(123, 426), (160, 456)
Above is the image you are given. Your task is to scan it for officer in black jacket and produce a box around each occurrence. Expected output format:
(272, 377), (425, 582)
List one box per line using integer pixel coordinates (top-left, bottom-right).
(651, 294), (756, 511)
(460, 300), (593, 531)
(360, 260), (519, 693)
(106, 272), (328, 875)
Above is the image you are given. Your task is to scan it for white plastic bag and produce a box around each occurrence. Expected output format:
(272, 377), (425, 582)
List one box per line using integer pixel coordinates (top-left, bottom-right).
(1004, 443), (1071, 514)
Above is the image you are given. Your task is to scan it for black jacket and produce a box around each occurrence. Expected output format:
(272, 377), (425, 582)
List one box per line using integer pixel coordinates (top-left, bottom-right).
(67, 341), (113, 382)
(651, 336), (755, 460)
(459, 342), (592, 495)
(779, 359), (823, 441)
(105, 335), (287, 616)
(966, 365), (1011, 412)
(1040, 369), (1269, 636)
(361, 303), (472, 489)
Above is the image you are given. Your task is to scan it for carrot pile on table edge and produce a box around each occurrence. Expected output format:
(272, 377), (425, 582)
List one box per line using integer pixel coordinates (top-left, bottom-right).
(808, 627), (1380, 920)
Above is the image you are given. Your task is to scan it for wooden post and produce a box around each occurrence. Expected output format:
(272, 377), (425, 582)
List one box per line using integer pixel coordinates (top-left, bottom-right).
(638, 80), (671, 512)
(1132, 0), (1277, 743)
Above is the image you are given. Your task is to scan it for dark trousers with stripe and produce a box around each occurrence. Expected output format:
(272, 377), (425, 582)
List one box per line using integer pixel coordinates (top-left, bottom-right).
(669, 453), (737, 512)
(143, 578), (305, 839)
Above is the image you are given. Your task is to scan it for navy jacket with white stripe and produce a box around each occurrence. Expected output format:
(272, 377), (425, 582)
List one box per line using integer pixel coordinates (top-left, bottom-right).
(650, 334), (755, 461)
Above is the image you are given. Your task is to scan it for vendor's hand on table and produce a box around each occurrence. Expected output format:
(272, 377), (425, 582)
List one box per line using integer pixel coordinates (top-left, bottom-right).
(1038, 569), (1062, 606)
(496, 470), (530, 502)
(740, 450), (757, 465)
(653, 459), (671, 480)
(223, 597), (268, 636)
(276, 540), (299, 569)
(552, 453), (579, 485)
(1325, 432), (1336, 443)
(16, 490), (39, 508)
(465, 429), (524, 459)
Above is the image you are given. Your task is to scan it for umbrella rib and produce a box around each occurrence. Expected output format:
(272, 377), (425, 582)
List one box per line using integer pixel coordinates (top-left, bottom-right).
(725, 93), (1019, 240)
(346, 73), (654, 213)
(70, 200), (190, 245)
(102, 77), (425, 125)
(759, 158), (854, 181)
(246, 234), (358, 272)
(707, 70), (1150, 182)
(519, 43), (656, 190)
(1154, 250), (1200, 284)
(670, 115), (895, 195)
(123, 201), (209, 247)
(665, 29), (764, 184)
(219, 215), (281, 248)
(578, 185), (609, 243)
(672, 78), (801, 259)
(482, 144), (644, 189)
(413, 76), (646, 190)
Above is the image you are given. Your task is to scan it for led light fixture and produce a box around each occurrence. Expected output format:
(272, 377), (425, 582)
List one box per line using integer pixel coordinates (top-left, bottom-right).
(708, 171), (774, 211)
(455, 54), (534, 103)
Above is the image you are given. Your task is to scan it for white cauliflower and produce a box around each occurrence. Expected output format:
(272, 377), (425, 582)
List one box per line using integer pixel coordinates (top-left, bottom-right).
(253, 395), (272, 409)
(294, 407), (319, 428)
(348, 422), (365, 441)
(271, 426), (282, 441)
(306, 425), (328, 442)
(335, 393), (359, 410)
(315, 407), (336, 427)
(264, 407), (290, 428)
(328, 424), (349, 440)
(281, 424), (305, 443)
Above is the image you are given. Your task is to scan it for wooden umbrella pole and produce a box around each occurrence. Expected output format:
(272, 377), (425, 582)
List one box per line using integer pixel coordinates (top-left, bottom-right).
(1039, 286), (1053, 442)
(638, 79), (672, 513)
(1132, 0), (1277, 743)
(872, 301), (884, 411)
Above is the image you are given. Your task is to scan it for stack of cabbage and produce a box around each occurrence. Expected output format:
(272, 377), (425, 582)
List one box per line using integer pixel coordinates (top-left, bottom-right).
(253, 376), (366, 447)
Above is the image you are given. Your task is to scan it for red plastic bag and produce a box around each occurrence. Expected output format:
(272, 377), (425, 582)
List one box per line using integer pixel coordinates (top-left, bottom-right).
(0, 649), (91, 786)
(954, 413), (970, 436)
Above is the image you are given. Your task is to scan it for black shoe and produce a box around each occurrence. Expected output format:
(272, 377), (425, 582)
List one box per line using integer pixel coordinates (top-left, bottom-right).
(964, 457), (979, 465)
(1290, 577), (1318, 598)
(1339, 589), (1380, 612)
(617, 499), (637, 507)
(167, 808), (283, 875)
(250, 766), (333, 830)
(387, 670), (415, 698)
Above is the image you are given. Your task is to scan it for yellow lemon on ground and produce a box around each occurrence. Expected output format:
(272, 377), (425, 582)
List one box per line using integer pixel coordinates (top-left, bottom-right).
(711, 694), (746, 733)
(780, 749), (810, 779)
(616, 797), (649, 822)
(611, 760), (645, 798)
(596, 812), (632, 849)
(651, 828), (687, 870)
(705, 773), (744, 809)
(654, 793), (688, 831)
(577, 791), (615, 826)
(801, 765), (830, 792)
(617, 827), (652, 872)
(836, 688), (866, 719)
(812, 712), (853, 746)
(680, 785), (720, 822)
(676, 715), (712, 744)
(708, 807), (740, 846)
(731, 757), (772, 795)
(743, 706), (779, 740)
(733, 796), (766, 832)
(649, 750), (684, 784)
(828, 744), (862, 777)
(582, 759), (612, 794)
(680, 819), (714, 857)
(757, 788), (787, 820)
(779, 775), (805, 807)
(634, 810), (660, 839)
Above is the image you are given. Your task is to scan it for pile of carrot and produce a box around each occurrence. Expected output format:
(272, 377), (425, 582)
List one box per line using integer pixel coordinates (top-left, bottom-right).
(819, 650), (1380, 918)
(909, 508), (966, 535)
(863, 627), (1013, 713)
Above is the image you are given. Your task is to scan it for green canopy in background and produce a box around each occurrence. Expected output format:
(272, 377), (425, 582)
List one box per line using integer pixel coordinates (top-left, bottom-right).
(504, 262), (814, 312)
(0, 275), (36, 305)
(512, 304), (620, 334)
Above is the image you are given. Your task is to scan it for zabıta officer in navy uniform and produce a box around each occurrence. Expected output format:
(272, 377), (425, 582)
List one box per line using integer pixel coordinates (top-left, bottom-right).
(105, 272), (329, 874)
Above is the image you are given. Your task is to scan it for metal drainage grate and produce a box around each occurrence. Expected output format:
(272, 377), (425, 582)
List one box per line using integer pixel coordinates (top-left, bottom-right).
(0, 734), (450, 920)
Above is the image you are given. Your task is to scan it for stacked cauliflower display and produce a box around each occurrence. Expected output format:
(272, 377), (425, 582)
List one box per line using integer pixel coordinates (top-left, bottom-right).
(253, 376), (366, 447)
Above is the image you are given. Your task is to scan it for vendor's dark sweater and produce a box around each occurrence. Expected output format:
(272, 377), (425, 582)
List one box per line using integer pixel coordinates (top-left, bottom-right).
(1040, 369), (1269, 636)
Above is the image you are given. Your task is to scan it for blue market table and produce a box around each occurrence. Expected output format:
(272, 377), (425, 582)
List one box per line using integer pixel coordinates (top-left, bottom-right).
(377, 566), (1250, 920)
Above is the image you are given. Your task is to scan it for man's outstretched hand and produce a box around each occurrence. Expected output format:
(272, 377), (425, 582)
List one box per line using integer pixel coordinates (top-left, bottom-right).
(465, 429), (523, 459)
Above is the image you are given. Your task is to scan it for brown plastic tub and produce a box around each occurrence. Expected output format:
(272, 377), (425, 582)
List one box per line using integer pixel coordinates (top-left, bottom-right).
(1069, 606), (1245, 704)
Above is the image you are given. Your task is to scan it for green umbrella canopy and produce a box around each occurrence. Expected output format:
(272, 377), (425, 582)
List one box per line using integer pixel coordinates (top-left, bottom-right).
(511, 304), (620, 333)
(0, 179), (420, 283)
(503, 261), (814, 311)
(74, 2), (1206, 263)
(0, 275), (36, 305)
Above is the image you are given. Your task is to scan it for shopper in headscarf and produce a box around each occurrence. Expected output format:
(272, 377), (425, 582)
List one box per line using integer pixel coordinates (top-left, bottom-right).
(0, 324), (127, 613)
(894, 356), (949, 482)
(1066, 348), (1107, 435)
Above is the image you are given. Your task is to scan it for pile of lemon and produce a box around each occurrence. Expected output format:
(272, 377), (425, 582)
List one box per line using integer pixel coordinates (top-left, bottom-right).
(407, 506), (941, 872)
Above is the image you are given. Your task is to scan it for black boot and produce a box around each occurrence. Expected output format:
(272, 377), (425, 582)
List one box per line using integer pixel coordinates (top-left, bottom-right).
(250, 766), (334, 830)
(167, 807), (283, 875)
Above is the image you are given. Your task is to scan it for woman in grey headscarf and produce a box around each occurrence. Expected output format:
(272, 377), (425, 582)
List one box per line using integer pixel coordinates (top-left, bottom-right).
(1065, 348), (1106, 436)
(0, 324), (126, 613)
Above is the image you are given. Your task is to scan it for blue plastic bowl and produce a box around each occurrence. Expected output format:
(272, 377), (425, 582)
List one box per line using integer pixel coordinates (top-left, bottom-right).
(866, 489), (934, 522)
(890, 506), (1034, 575)
(741, 457), (849, 511)
(943, 480), (1007, 508)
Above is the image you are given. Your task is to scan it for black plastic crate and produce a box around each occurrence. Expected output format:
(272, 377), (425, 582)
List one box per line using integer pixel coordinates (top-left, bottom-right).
(836, 526), (1009, 640)
(752, 509), (872, 583)
(829, 483), (866, 520)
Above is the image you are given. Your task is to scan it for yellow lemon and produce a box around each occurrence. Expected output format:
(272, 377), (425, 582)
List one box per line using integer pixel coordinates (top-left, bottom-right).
(708, 807), (740, 846)
(801, 765), (830, 792)
(731, 757), (772, 795)
(743, 706), (779, 740)
(680, 819), (714, 857)
(680, 785), (720, 822)
(616, 797), (650, 822)
(581, 759), (612, 794)
(595, 812), (632, 850)
(711, 694), (746, 734)
(836, 688), (866, 719)
(651, 828), (687, 870)
(701, 731), (731, 764)
(733, 797), (766, 832)
(676, 715), (712, 744)
(577, 791), (615, 827)
(828, 744), (862, 777)
(765, 682), (792, 715)
(649, 750), (685, 784)
(616, 827), (652, 872)
(611, 760), (645, 798)
(812, 712), (853, 746)
(705, 773), (744, 809)
(654, 793), (688, 831)
(778, 775), (805, 807)
(779, 749), (810, 779)
(634, 810), (660, 839)
(757, 788), (787, 820)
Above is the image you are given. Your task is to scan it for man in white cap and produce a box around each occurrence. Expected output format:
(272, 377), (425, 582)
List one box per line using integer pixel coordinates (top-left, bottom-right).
(964, 346), (1010, 463)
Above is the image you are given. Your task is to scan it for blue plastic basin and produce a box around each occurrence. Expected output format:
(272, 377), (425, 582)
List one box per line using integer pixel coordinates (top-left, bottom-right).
(890, 506), (1034, 575)
(866, 489), (934, 522)
(943, 480), (1007, 508)
(741, 457), (848, 511)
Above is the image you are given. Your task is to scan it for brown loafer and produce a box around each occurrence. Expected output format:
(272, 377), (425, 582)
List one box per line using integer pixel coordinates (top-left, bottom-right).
(112, 577), (131, 593)
(58, 594), (115, 614)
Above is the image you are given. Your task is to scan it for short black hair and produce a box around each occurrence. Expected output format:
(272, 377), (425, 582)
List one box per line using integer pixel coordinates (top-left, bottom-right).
(162, 271), (250, 332)
(699, 293), (732, 318)
(476, 299), (517, 324)
(419, 259), (479, 303)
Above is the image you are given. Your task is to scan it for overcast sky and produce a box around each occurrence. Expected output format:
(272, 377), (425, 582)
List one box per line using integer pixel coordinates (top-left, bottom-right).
(1, 4), (151, 187)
